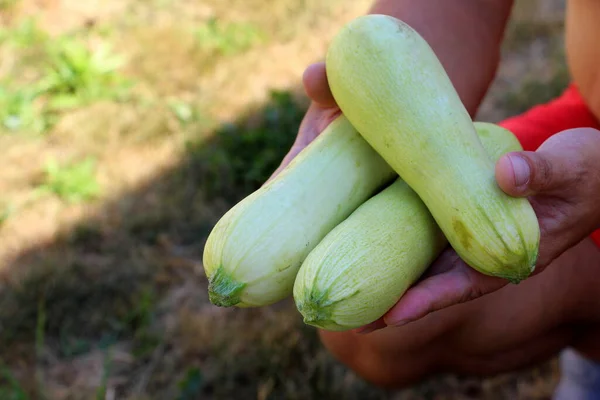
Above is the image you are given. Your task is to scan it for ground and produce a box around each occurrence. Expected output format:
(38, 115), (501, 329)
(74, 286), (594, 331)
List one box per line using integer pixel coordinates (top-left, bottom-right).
(0, 0), (570, 398)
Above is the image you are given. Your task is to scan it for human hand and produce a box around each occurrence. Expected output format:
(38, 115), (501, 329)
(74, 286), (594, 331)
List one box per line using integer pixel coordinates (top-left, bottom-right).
(357, 127), (600, 334)
(268, 62), (341, 180)
(282, 62), (600, 335)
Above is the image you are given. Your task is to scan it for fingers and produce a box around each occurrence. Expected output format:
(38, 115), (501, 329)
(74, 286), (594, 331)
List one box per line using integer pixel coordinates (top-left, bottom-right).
(382, 261), (507, 328)
(495, 128), (600, 267)
(353, 251), (507, 334)
(267, 143), (305, 182)
(269, 62), (340, 182)
(495, 151), (572, 197)
(353, 318), (386, 335)
(266, 103), (341, 182)
(495, 128), (600, 198)
(303, 62), (337, 108)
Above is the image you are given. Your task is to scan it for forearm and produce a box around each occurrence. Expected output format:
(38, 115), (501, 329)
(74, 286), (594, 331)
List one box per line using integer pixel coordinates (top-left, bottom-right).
(368, 0), (514, 116)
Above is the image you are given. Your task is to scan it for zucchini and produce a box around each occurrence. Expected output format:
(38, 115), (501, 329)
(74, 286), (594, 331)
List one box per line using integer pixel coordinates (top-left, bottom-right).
(294, 122), (523, 331)
(325, 14), (540, 282)
(202, 115), (395, 307)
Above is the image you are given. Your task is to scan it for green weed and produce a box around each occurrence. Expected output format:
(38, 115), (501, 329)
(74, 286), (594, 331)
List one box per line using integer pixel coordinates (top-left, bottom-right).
(0, 0), (15, 9)
(0, 0), (19, 11)
(36, 157), (101, 204)
(176, 367), (203, 400)
(167, 98), (200, 126)
(0, 22), (133, 135)
(95, 348), (113, 400)
(0, 202), (15, 226)
(0, 18), (47, 48)
(123, 287), (162, 359)
(195, 17), (265, 56)
(0, 363), (28, 400)
(38, 37), (132, 111)
(0, 87), (45, 133)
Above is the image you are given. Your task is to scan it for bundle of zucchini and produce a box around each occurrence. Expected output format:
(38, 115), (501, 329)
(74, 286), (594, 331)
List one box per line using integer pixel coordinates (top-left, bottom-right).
(202, 15), (540, 330)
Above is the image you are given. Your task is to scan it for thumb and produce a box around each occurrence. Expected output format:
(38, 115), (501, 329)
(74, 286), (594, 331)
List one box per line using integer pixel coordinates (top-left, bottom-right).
(496, 127), (600, 197)
(495, 150), (576, 198)
(303, 62), (337, 108)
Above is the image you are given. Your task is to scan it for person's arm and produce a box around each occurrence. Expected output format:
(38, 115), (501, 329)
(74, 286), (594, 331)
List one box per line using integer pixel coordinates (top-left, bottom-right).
(270, 0), (515, 179)
(367, 0), (514, 116)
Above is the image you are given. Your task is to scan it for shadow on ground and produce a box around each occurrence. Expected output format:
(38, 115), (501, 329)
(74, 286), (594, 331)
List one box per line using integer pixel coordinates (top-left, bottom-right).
(0, 88), (405, 399)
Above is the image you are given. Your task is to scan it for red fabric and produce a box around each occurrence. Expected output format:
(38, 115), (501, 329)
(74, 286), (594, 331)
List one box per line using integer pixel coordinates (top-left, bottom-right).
(496, 84), (600, 248)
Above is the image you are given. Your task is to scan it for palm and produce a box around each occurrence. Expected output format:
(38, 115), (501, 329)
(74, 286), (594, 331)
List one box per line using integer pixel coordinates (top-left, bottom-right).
(377, 247), (509, 328)
(270, 102), (340, 179)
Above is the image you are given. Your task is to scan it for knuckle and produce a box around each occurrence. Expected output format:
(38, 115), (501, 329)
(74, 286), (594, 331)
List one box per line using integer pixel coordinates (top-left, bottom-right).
(531, 155), (554, 190)
(458, 268), (484, 304)
(570, 156), (592, 196)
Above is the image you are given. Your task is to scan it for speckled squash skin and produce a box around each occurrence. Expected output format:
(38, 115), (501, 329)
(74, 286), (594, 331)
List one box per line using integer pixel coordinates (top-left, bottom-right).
(325, 14), (540, 282)
(293, 122), (526, 331)
(202, 115), (395, 308)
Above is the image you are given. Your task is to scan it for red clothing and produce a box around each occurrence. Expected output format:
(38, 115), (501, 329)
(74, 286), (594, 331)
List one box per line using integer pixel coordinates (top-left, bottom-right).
(497, 84), (600, 247)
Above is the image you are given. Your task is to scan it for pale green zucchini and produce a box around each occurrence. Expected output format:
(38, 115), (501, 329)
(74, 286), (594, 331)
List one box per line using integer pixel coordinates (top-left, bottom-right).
(202, 115), (396, 307)
(293, 122), (523, 331)
(325, 14), (540, 282)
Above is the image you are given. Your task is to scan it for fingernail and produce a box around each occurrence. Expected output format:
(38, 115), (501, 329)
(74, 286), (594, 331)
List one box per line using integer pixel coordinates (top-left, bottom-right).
(387, 319), (411, 328)
(384, 309), (415, 327)
(355, 326), (378, 335)
(354, 320), (386, 335)
(509, 155), (530, 187)
(383, 313), (414, 327)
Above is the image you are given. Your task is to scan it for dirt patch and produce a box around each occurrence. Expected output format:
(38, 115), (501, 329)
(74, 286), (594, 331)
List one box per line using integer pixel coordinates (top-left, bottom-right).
(14, 0), (127, 35)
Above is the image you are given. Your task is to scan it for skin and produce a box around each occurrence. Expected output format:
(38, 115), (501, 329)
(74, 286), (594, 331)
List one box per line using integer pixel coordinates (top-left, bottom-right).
(270, 0), (600, 387)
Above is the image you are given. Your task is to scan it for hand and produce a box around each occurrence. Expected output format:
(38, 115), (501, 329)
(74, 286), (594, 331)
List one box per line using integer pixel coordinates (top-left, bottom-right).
(268, 63), (341, 180)
(357, 127), (600, 334)
(284, 62), (600, 335)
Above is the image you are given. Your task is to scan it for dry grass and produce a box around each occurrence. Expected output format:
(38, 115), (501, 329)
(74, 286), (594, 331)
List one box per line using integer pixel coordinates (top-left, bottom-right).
(0, 0), (571, 398)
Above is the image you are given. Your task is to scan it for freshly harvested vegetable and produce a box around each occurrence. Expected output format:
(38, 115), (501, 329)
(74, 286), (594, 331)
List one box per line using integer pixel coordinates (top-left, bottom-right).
(325, 14), (540, 282)
(202, 115), (395, 308)
(294, 122), (524, 331)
